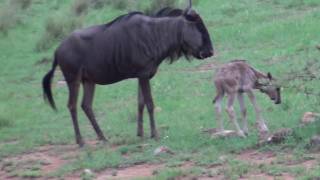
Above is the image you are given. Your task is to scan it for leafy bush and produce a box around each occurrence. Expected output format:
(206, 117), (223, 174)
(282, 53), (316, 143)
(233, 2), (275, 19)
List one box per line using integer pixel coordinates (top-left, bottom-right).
(0, 5), (20, 34)
(35, 16), (83, 52)
(0, 117), (12, 129)
(72, 0), (90, 15)
(10, 0), (32, 10)
(0, 0), (32, 35)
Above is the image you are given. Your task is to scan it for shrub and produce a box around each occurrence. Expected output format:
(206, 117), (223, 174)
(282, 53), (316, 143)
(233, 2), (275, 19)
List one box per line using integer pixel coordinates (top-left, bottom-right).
(0, 7), (18, 34)
(0, 117), (12, 129)
(35, 16), (83, 52)
(10, 0), (33, 10)
(145, 0), (177, 14)
(72, 0), (89, 15)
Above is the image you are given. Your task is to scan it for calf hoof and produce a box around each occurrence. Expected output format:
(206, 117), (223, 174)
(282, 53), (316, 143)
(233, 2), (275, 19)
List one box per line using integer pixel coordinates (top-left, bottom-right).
(237, 131), (247, 138)
(137, 131), (144, 138)
(256, 122), (269, 133)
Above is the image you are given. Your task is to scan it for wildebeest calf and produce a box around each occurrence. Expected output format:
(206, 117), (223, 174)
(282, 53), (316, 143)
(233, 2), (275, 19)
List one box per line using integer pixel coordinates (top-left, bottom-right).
(213, 60), (281, 137)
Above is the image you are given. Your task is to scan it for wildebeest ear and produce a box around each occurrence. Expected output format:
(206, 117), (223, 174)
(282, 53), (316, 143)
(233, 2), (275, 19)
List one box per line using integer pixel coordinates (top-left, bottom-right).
(184, 0), (198, 21)
(267, 72), (272, 80)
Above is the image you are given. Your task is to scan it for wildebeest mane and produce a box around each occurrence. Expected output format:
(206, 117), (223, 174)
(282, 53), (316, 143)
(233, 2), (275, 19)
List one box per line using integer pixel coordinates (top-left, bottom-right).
(103, 11), (143, 29)
(105, 7), (192, 64)
(154, 7), (184, 17)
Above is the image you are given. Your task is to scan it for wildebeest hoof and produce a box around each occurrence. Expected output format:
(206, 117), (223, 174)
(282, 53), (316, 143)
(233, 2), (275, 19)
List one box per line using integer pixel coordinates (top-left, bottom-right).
(98, 136), (108, 143)
(151, 132), (159, 140)
(137, 132), (144, 138)
(77, 140), (85, 148)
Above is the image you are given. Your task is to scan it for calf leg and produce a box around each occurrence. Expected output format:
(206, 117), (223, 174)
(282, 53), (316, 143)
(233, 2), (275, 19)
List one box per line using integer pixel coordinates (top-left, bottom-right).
(226, 93), (245, 137)
(237, 93), (249, 135)
(137, 83), (145, 137)
(67, 81), (84, 147)
(81, 81), (107, 141)
(139, 78), (158, 138)
(213, 94), (224, 132)
(247, 91), (269, 133)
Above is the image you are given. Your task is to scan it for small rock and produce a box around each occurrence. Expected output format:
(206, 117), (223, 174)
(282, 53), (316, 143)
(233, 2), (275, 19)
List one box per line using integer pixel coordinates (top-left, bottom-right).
(81, 168), (95, 180)
(301, 112), (320, 125)
(316, 45), (320, 50)
(153, 146), (174, 156)
(211, 130), (238, 138)
(202, 128), (221, 134)
(111, 170), (117, 176)
(155, 106), (162, 113)
(39, 159), (51, 166)
(57, 80), (67, 87)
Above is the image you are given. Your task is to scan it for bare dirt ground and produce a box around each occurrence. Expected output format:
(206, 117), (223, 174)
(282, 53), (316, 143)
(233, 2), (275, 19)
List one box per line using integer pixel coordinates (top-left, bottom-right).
(1, 142), (319, 180)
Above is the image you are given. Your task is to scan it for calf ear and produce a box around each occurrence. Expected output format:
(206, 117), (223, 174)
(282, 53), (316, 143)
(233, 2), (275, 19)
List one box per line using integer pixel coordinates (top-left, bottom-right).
(267, 72), (273, 80)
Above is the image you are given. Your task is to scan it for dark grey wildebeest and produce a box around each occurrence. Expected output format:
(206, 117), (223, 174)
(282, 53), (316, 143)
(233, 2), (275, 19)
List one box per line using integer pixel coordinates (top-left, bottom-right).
(42, 2), (214, 146)
(213, 60), (281, 137)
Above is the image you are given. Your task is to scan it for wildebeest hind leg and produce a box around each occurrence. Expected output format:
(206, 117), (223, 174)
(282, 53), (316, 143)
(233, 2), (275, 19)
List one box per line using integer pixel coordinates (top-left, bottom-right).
(139, 78), (158, 139)
(81, 81), (107, 142)
(67, 81), (84, 147)
(237, 93), (248, 135)
(137, 83), (145, 137)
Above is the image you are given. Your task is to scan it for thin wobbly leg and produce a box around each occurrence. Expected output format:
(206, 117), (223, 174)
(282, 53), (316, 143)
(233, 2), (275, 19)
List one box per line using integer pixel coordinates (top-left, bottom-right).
(247, 90), (269, 133)
(137, 83), (145, 137)
(226, 93), (245, 137)
(67, 81), (84, 147)
(214, 94), (224, 132)
(139, 78), (158, 139)
(81, 81), (107, 142)
(237, 93), (248, 135)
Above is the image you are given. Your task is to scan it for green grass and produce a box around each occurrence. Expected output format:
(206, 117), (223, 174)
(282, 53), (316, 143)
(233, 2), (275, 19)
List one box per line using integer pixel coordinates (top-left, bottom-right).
(0, 0), (320, 179)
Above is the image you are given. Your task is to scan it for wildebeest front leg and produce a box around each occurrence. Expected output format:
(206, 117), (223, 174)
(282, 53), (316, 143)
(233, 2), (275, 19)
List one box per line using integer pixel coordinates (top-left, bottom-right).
(81, 81), (107, 142)
(237, 93), (249, 135)
(137, 84), (145, 137)
(139, 78), (158, 139)
(247, 91), (269, 133)
(67, 81), (84, 147)
(226, 93), (246, 137)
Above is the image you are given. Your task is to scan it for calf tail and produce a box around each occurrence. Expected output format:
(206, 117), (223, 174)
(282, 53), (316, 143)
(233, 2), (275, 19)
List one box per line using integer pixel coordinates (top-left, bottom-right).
(42, 55), (58, 111)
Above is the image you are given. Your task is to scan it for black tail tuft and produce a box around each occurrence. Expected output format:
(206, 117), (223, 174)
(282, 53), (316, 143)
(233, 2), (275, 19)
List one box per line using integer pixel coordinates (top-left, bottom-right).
(42, 56), (58, 111)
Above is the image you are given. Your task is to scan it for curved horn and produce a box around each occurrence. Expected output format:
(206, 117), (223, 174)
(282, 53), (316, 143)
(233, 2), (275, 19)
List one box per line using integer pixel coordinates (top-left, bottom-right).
(187, 0), (192, 9)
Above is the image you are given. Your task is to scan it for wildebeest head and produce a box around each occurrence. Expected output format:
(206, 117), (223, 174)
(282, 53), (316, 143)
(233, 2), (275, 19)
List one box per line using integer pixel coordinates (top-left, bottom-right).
(258, 73), (281, 104)
(181, 1), (214, 59)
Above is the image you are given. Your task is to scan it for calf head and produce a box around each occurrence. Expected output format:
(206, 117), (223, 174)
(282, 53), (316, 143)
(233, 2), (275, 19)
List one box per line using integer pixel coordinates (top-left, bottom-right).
(257, 73), (281, 104)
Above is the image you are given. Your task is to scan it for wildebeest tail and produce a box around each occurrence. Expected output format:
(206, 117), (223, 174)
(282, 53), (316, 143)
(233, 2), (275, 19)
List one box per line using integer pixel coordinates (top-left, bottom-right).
(42, 55), (58, 110)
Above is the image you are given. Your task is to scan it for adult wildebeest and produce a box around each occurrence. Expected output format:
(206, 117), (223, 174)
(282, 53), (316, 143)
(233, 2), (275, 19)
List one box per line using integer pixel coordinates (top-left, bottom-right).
(42, 1), (214, 147)
(213, 60), (281, 137)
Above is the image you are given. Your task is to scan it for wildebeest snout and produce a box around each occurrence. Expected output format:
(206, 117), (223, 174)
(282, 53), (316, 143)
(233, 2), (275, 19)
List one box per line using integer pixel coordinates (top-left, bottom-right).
(199, 50), (214, 59)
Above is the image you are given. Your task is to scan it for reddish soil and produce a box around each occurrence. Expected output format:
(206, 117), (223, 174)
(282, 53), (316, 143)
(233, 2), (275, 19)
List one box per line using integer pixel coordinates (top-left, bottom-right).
(1, 143), (319, 180)
(96, 164), (163, 180)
